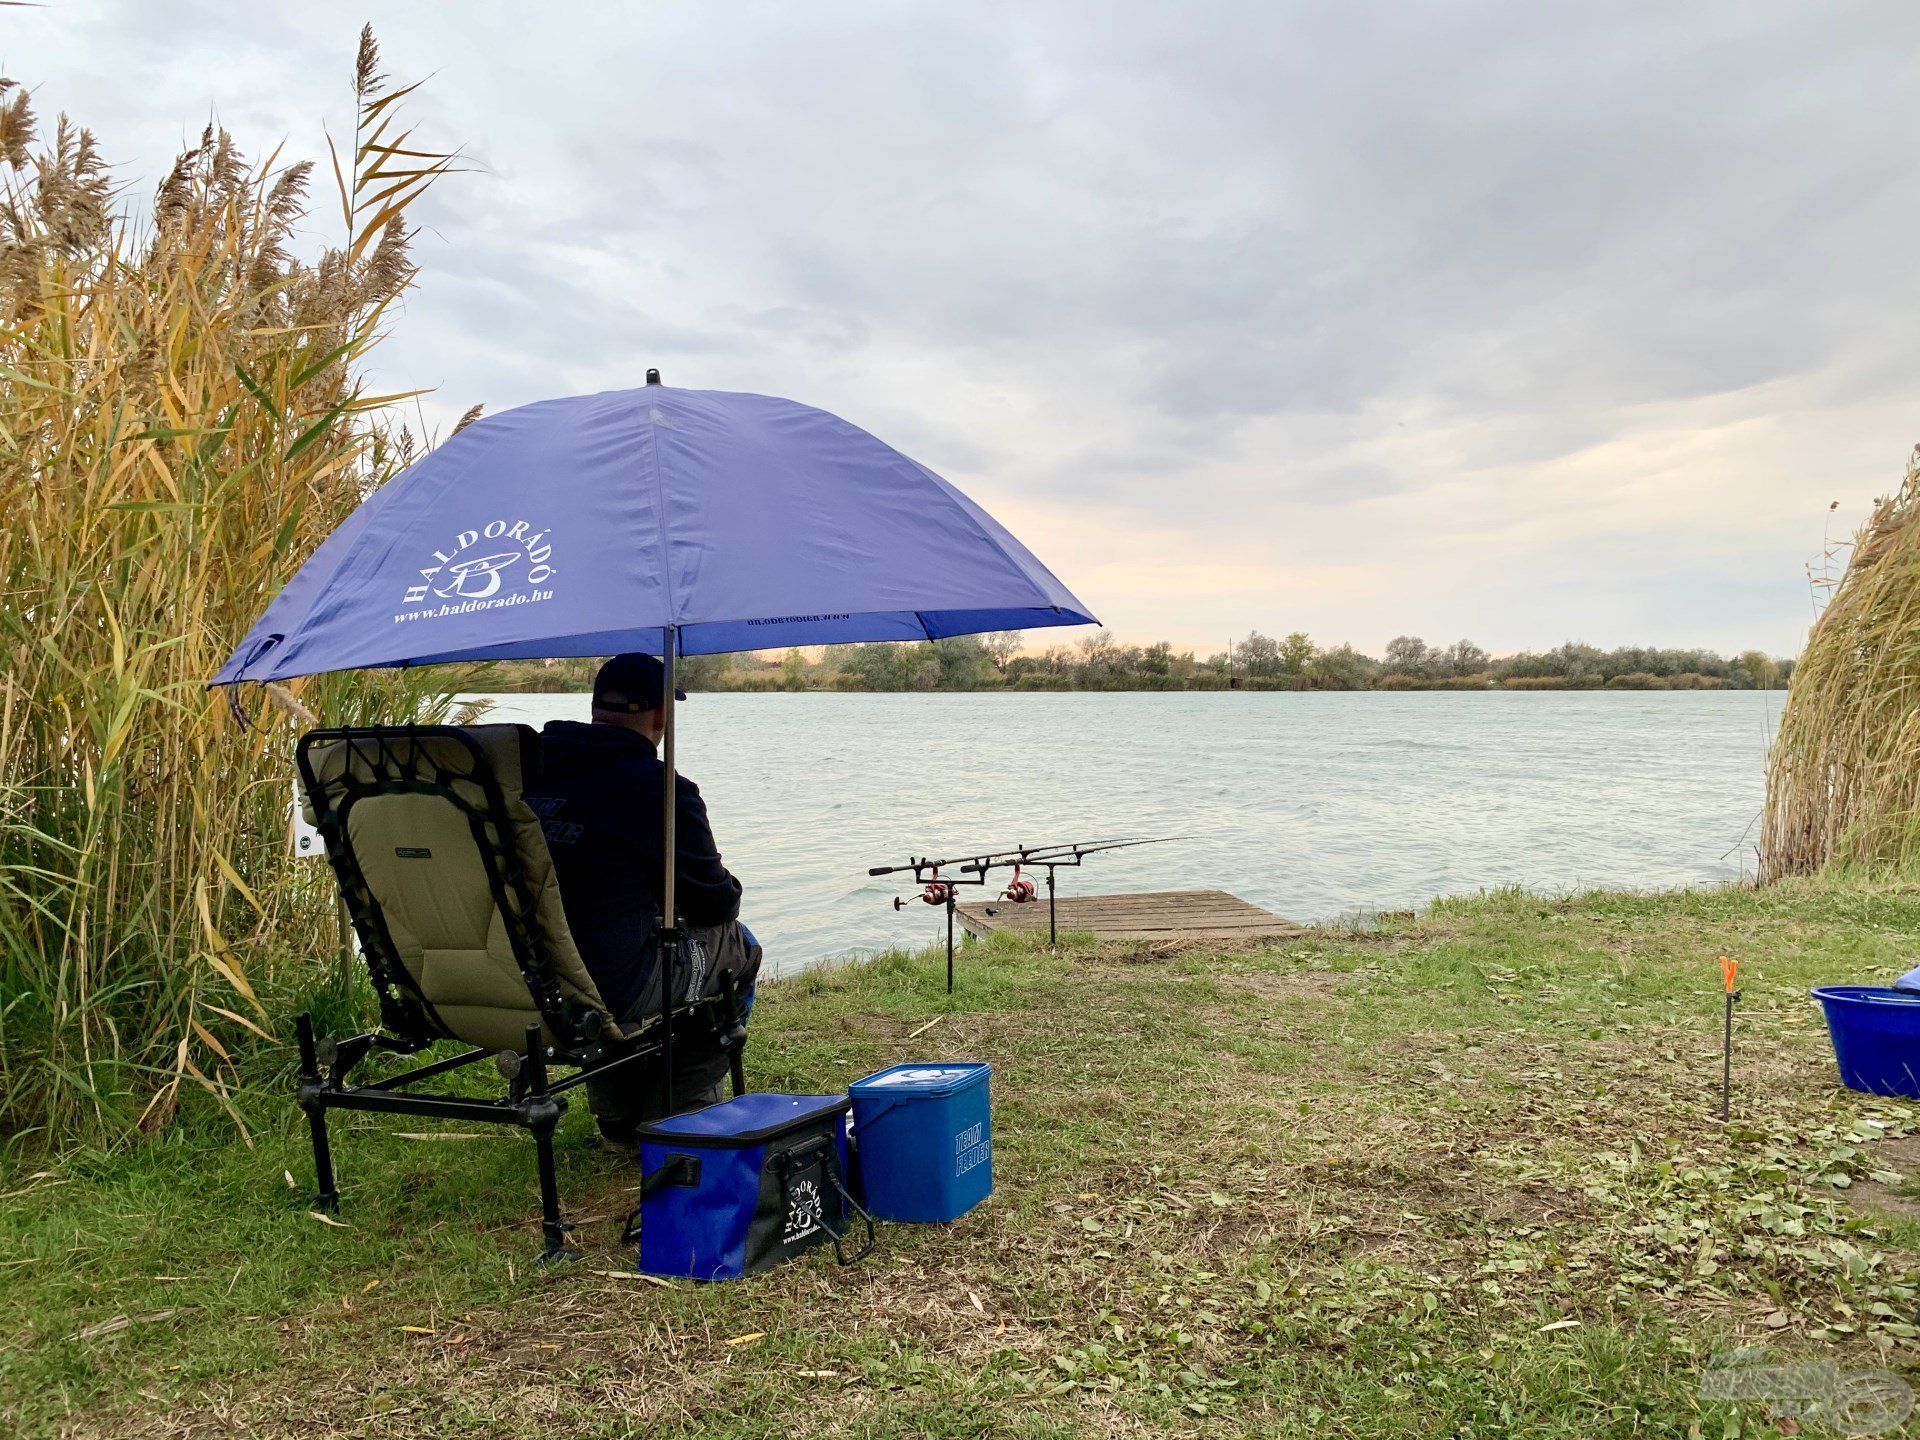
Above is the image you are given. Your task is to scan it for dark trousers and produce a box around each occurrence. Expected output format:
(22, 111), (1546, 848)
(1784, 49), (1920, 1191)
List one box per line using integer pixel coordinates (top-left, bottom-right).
(588, 919), (760, 1140)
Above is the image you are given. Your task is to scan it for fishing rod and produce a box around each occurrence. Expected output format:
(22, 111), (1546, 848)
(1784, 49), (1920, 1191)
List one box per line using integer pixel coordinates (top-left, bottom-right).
(962, 837), (1184, 947)
(870, 836), (1183, 984)
(964, 835), (1182, 871)
(865, 837), (1136, 881)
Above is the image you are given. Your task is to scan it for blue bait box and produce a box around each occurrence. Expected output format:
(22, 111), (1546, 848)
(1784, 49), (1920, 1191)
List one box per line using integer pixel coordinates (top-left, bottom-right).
(634, 1093), (854, 1280)
(848, 1062), (992, 1222)
(1813, 986), (1920, 1098)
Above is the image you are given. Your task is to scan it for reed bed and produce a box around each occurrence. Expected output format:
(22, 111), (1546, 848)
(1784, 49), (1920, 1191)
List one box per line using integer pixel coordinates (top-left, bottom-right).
(1761, 445), (1920, 879)
(0, 32), (455, 1148)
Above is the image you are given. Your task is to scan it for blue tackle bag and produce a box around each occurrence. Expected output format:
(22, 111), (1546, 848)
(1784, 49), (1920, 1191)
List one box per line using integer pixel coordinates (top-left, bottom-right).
(623, 1093), (874, 1280)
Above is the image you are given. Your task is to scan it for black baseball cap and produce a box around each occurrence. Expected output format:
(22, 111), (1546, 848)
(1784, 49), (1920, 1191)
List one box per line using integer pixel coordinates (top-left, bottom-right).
(591, 652), (686, 712)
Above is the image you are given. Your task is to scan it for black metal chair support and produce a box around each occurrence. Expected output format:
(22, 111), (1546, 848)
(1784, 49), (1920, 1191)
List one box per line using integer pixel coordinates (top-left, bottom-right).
(295, 1011), (340, 1213)
(292, 1006), (749, 1261)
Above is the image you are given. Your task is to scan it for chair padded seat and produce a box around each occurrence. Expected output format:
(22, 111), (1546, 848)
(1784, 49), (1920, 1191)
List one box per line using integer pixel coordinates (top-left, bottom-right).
(302, 724), (620, 1052)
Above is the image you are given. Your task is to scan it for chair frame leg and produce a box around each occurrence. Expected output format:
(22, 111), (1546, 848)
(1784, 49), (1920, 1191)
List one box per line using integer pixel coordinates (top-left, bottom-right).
(295, 1012), (341, 1212)
(307, 1108), (340, 1213)
(523, 1024), (578, 1263)
(531, 1118), (570, 1261)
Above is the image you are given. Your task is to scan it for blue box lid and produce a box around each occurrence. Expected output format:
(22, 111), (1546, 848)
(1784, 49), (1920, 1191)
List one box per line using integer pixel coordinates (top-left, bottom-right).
(849, 1062), (990, 1099)
(637, 1092), (849, 1147)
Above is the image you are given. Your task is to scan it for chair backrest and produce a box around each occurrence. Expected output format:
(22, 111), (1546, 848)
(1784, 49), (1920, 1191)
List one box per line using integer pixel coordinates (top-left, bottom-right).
(296, 724), (619, 1055)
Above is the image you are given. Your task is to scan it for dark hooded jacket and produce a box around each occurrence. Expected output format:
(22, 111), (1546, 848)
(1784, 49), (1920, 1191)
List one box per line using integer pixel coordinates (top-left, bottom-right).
(525, 720), (742, 1020)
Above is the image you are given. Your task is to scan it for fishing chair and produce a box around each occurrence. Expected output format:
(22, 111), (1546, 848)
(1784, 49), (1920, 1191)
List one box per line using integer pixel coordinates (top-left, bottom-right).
(291, 723), (749, 1261)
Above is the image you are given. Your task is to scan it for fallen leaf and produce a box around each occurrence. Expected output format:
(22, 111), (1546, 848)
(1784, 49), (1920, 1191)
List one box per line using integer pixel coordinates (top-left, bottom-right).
(309, 1211), (350, 1228)
(725, 1332), (766, 1347)
(400, 1325), (436, 1336)
(907, 1016), (944, 1040)
(969, 1291), (986, 1314)
(283, 1170), (296, 1190)
(1537, 1319), (1581, 1333)
(361, 1280), (381, 1293)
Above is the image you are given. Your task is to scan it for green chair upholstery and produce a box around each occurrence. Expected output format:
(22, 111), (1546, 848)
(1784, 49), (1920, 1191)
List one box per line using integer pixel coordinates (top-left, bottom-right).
(299, 724), (617, 1055)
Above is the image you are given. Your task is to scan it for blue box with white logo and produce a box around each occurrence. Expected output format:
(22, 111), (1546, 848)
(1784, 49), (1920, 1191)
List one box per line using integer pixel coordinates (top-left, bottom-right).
(849, 1062), (992, 1223)
(632, 1093), (860, 1280)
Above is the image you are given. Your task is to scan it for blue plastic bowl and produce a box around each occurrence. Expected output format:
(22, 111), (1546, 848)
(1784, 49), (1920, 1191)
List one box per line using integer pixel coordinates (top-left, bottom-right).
(1812, 985), (1920, 1098)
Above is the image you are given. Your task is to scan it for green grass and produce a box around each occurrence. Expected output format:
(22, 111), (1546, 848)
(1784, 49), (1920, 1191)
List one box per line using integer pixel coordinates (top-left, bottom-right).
(7, 880), (1920, 1437)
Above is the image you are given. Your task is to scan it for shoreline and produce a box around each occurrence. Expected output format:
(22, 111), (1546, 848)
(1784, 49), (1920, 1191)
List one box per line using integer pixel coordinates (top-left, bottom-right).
(464, 695), (1781, 706)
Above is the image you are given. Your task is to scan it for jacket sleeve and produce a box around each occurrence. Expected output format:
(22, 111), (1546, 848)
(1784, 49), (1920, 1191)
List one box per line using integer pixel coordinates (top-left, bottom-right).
(671, 776), (743, 927)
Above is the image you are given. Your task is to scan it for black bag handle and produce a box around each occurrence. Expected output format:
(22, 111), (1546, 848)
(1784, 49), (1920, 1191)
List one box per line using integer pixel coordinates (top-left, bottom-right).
(619, 1153), (701, 1245)
(822, 1149), (876, 1267)
(776, 1137), (874, 1267)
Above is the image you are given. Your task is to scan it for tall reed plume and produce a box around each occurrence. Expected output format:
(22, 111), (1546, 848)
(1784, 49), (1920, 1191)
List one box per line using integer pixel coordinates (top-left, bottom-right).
(1761, 446), (1920, 880)
(0, 29), (456, 1148)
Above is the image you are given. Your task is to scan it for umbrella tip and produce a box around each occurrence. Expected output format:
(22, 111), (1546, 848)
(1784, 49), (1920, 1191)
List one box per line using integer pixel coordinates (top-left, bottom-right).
(645, 368), (662, 386)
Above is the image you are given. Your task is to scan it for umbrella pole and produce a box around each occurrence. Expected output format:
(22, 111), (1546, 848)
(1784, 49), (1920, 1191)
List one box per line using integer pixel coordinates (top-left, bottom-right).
(659, 626), (679, 1118)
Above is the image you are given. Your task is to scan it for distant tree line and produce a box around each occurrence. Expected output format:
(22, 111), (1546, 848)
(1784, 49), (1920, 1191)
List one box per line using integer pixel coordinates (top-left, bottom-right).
(475, 631), (1792, 694)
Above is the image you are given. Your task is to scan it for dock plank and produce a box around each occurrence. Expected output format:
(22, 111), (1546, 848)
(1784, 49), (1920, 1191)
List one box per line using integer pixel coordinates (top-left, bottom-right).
(956, 889), (1302, 942)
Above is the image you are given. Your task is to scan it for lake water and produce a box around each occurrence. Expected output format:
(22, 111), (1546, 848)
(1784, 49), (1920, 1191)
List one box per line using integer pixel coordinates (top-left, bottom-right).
(471, 691), (1782, 977)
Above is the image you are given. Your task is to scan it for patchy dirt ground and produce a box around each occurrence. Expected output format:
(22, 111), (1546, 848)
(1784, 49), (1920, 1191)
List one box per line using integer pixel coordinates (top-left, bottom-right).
(13, 883), (1920, 1439)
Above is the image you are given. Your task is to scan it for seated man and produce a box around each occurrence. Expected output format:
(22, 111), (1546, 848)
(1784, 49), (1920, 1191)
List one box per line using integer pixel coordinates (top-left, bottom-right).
(525, 653), (761, 1141)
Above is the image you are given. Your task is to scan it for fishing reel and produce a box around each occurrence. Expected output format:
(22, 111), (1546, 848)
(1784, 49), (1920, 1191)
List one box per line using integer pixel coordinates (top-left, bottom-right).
(893, 878), (955, 909)
(1001, 866), (1038, 904)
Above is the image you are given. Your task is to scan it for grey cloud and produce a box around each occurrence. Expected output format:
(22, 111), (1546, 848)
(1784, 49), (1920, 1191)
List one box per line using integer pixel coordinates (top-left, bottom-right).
(15, 0), (1920, 652)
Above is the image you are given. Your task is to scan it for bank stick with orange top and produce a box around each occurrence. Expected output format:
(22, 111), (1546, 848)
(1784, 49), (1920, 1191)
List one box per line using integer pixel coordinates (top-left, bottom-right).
(1720, 955), (1741, 1121)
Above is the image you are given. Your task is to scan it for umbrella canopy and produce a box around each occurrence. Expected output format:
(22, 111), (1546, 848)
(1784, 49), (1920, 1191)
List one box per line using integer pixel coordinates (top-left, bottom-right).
(213, 379), (1094, 686)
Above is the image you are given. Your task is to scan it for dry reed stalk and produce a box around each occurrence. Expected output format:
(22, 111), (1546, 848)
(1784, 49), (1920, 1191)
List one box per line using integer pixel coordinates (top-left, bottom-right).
(1761, 445), (1920, 880)
(0, 29), (459, 1147)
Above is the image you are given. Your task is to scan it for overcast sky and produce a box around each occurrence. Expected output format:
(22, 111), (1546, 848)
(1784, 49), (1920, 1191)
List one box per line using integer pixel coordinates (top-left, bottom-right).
(15, 2), (1920, 656)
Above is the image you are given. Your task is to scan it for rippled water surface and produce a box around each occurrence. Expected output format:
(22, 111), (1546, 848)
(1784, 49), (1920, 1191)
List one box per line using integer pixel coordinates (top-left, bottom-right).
(473, 691), (1781, 976)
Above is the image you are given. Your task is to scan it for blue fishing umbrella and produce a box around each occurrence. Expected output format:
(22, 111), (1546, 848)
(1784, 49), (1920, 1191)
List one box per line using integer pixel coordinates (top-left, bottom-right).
(215, 372), (1096, 1049)
(215, 375), (1092, 684)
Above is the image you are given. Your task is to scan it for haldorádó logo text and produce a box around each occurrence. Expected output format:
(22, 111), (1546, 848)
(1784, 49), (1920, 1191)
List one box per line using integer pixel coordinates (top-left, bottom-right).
(393, 520), (557, 624)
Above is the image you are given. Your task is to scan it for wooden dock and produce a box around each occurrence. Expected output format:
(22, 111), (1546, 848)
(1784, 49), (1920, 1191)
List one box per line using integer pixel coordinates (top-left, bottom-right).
(956, 889), (1303, 943)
